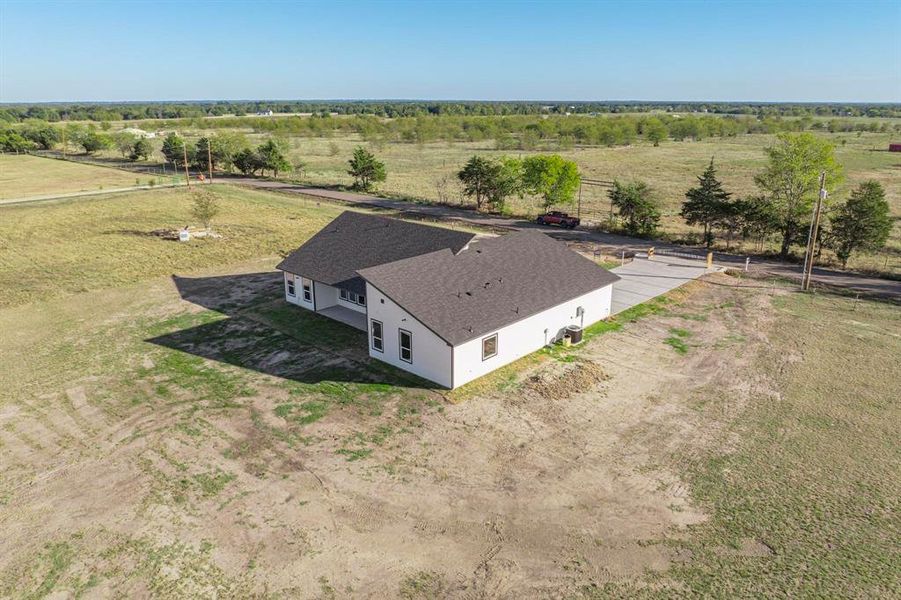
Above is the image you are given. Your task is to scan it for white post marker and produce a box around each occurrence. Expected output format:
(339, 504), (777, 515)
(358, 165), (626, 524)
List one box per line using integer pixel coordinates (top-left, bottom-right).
(745, 257), (750, 272)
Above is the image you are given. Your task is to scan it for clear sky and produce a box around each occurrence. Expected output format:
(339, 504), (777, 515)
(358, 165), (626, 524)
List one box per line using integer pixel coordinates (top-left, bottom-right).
(1, 0), (899, 103)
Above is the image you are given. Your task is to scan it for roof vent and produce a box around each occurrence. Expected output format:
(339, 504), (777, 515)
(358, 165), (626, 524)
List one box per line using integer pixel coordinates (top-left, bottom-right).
(465, 291), (472, 297)
(484, 282), (490, 288)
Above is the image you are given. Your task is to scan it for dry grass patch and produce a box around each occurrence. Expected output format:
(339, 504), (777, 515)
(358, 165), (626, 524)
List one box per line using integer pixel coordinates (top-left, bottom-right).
(0, 184), (341, 308)
(0, 154), (148, 200)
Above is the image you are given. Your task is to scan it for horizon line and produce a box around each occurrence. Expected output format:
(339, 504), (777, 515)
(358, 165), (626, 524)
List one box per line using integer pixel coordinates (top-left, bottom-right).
(2, 98), (900, 106)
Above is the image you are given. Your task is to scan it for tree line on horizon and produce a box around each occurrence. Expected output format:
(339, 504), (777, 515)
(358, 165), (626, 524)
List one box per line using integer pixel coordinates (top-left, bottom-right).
(5, 110), (898, 157)
(2, 100), (899, 123)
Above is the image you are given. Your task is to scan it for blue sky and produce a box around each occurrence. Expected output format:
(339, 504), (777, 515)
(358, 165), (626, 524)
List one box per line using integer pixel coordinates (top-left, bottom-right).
(1, 0), (899, 102)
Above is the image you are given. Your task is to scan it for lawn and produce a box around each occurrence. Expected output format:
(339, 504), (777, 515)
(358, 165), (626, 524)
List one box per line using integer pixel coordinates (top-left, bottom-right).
(0, 153), (152, 200)
(0, 184), (342, 308)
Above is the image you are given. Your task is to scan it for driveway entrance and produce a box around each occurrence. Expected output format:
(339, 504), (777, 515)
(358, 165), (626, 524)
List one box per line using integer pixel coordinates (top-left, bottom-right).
(610, 256), (713, 315)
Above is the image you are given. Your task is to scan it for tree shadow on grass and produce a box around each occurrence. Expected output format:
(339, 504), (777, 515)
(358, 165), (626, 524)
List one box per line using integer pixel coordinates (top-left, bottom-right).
(145, 272), (440, 389)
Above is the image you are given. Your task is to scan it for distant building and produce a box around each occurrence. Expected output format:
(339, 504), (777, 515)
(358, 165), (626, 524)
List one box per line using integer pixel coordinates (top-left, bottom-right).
(256, 110), (274, 116)
(889, 143), (901, 152)
(122, 127), (155, 139)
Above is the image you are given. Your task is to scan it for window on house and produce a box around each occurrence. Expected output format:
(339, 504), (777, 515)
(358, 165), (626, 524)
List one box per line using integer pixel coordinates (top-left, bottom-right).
(302, 281), (312, 302)
(356, 293), (366, 306)
(482, 334), (498, 360)
(339, 289), (349, 301)
(370, 319), (383, 352)
(286, 275), (296, 297)
(399, 329), (412, 363)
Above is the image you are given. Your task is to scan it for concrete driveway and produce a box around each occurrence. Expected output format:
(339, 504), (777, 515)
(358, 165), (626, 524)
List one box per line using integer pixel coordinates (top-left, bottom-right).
(610, 256), (713, 314)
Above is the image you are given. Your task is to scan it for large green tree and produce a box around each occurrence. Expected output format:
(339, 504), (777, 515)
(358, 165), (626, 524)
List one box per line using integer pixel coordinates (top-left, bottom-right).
(829, 181), (892, 268)
(643, 117), (668, 146)
(458, 156), (497, 210)
(347, 146), (386, 191)
(457, 155), (522, 212)
(161, 133), (194, 168)
(21, 121), (59, 150)
(754, 132), (843, 258)
(130, 137), (153, 161)
(681, 158), (733, 248)
(521, 154), (580, 209)
(233, 148), (262, 176)
(112, 131), (137, 158)
(256, 139), (292, 177)
(608, 180), (660, 236)
(78, 130), (112, 154)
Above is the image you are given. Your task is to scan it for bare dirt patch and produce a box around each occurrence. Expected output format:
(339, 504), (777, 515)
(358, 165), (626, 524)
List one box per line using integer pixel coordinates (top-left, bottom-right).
(1, 268), (783, 596)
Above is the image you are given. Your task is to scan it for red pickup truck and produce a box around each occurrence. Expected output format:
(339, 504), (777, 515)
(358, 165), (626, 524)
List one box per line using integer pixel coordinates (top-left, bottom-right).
(536, 211), (580, 229)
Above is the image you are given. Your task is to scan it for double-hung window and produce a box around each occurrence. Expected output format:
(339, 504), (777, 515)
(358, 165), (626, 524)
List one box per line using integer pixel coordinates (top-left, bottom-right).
(339, 289), (350, 301)
(482, 333), (498, 360)
(398, 329), (412, 363)
(370, 320), (383, 352)
(302, 281), (312, 302)
(286, 275), (296, 297)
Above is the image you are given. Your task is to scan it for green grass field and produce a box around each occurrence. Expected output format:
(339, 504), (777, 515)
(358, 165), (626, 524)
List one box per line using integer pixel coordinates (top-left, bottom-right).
(0, 154), (150, 199)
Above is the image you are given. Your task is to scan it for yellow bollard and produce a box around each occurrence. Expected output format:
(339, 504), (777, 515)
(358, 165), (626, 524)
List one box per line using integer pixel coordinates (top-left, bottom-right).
(706, 252), (713, 269)
(647, 247), (655, 259)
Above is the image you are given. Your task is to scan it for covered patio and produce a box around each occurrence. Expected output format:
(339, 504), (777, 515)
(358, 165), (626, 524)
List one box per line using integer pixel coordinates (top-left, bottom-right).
(317, 305), (367, 331)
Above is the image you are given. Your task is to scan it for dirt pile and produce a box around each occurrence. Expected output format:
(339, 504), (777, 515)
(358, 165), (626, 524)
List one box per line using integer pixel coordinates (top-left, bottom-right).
(525, 359), (610, 400)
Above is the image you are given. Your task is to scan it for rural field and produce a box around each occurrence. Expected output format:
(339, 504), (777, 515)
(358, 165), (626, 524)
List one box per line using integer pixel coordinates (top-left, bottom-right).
(45, 120), (901, 273)
(0, 154), (158, 200)
(1, 185), (898, 597)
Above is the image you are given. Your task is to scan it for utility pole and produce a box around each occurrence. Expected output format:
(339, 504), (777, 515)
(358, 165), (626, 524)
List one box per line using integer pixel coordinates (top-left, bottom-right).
(801, 171), (827, 291)
(206, 138), (213, 183)
(182, 140), (191, 188)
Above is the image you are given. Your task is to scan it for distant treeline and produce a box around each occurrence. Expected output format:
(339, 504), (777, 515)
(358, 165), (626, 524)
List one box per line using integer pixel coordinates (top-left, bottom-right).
(4, 112), (900, 155)
(134, 113), (901, 148)
(1, 100), (899, 123)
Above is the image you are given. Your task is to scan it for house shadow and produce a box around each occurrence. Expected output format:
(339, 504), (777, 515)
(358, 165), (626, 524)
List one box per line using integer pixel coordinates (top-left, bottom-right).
(146, 272), (439, 389)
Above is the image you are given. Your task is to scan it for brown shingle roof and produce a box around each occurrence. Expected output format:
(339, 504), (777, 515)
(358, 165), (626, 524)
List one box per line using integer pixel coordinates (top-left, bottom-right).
(358, 229), (620, 345)
(276, 211), (476, 295)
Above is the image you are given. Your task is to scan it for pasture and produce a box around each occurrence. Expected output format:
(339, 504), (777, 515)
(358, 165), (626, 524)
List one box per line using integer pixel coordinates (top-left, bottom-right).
(0, 154), (149, 200)
(0, 185), (898, 596)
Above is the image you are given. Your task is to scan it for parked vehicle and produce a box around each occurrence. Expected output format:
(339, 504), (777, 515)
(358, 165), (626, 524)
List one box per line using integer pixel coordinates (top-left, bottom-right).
(536, 211), (580, 229)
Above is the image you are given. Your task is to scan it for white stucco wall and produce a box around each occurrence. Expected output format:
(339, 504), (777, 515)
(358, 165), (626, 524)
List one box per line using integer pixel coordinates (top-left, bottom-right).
(451, 284), (613, 388)
(364, 282), (453, 388)
(283, 273), (315, 311)
(313, 281), (337, 310)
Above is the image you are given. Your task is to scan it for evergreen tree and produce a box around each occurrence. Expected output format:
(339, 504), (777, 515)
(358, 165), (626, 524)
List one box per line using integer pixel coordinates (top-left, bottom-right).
(256, 139), (292, 177)
(347, 146), (386, 191)
(161, 133), (193, 168)
(829, 181), (892, 268)
(681, 158), (732, 248)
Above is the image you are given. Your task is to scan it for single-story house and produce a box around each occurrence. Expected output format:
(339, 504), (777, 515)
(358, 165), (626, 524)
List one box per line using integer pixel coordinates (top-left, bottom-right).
(277, 211), (619, 388)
